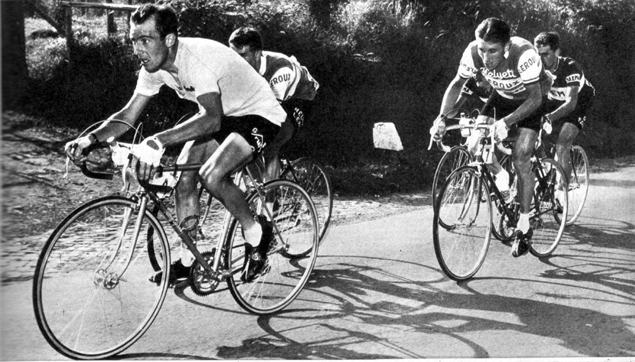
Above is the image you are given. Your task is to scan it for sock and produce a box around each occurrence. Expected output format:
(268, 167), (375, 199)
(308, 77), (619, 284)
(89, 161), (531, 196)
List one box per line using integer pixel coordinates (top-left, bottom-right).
(517, 213), (530, 234)
(494, 168), (510, 192)
(180, 246), (195, 267)
(243, 222), (263, 247)
(555, 189), (565, 203)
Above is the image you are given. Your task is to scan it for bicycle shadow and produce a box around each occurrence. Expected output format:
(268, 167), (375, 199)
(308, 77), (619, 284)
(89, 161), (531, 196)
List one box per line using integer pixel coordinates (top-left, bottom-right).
(212, 253), (635, 359)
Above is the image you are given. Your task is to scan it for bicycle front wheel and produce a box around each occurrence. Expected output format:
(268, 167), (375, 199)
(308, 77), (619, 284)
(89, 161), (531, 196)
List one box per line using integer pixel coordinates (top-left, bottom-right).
(432, 146), (471, 209)
(433, 166), (492, 281)
(282, 157), (333, 246)
(225, 180), (319, 314)
(566, 145), (589, 225)
(33, 196), (171, 359)
(529, 158), (568, 257)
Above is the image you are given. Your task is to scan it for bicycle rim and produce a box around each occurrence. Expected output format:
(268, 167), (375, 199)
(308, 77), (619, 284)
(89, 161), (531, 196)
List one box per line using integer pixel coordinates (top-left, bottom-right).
(33, 197), (170, 359)
(225, 180), (319, 314)
(432, 146), (471, 210)
(433, 166), (492, 281)
(529, 158), (568, 257)
(566, 145), (589, 225)
(283, 157), (333, 244)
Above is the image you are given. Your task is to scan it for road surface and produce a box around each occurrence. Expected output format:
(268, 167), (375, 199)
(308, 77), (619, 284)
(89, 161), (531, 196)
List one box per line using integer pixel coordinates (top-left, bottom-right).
(2, 166), (634, 360)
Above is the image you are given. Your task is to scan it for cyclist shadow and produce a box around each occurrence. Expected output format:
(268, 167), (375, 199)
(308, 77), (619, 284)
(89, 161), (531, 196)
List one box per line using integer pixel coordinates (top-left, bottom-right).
(212, 254), (635, 359)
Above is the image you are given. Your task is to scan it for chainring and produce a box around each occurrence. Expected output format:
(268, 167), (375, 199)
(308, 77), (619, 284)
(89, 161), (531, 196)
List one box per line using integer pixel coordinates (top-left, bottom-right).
(190, 249), (223, 297)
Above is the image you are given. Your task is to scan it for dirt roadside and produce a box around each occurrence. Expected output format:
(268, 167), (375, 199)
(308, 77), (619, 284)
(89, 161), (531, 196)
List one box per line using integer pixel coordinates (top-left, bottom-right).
(1, 115), (429, 245)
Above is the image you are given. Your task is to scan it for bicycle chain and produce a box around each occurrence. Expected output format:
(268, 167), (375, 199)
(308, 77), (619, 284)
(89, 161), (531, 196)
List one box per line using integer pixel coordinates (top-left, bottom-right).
(190, 249), (224, 297)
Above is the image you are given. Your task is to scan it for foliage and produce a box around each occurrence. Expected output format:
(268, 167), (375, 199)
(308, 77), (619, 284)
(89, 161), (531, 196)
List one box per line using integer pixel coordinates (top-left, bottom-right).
(15, 0), (635, 196)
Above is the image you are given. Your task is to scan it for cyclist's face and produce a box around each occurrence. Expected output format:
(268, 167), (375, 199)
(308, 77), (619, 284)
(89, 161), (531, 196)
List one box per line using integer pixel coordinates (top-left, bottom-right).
(536, 45), (557, 70)
(477, 39), (507, 70)
(229, 44), (260, 71)
(130, 17), (172, 73)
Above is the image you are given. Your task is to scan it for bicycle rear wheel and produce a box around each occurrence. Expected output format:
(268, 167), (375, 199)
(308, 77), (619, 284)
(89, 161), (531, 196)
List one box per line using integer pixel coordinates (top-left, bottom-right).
(566, 145), (589, 225)
(432, 146), (471, 209)
(529, 158), (568, 257)
(33, 196), (171, 359)
(225, 179), (319, 314)
(433, 166), (492, 281)
(282, 157), (333, 246)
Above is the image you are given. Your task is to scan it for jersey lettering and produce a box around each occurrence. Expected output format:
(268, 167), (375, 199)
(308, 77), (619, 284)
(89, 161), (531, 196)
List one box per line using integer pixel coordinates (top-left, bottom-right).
(566, 74), (581, 83)
(519, 56), (538, 72)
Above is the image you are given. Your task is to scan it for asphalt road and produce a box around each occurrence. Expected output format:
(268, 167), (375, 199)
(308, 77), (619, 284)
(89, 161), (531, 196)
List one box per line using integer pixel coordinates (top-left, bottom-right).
(2, 167), (634, 360)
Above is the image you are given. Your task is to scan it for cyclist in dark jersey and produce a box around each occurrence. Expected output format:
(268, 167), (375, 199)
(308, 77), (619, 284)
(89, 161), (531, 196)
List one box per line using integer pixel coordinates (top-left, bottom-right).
(447, 73), (493, 118)
(534, 32), (595, 199)
(431, 18), (553, 257)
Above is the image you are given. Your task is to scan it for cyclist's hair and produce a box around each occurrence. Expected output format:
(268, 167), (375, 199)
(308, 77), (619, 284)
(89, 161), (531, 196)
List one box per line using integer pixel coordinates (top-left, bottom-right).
(534, 31), (560, 51)
(131, 4), (178, 39)
(475, 18), (511, 45)
(228, 27), (263, 51)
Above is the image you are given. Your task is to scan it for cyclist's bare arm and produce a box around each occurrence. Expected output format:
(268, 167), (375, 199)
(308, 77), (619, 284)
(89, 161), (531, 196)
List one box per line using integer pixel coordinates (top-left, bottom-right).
(498, 82), (543, 128)
(432, 75), (469, 137)
(64, 92), (151, 159)
(134, 91), (223, 180)
(546, 85), (580, 122)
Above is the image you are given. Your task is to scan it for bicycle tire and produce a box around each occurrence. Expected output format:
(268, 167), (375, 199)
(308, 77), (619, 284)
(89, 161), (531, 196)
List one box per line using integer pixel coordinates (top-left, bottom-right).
(529, 158), (568, 257)
(433, 166), (492, 281)
(566, 145), (589, 225)
(33, 196), (171, 359)
(225, 179), (319, 314)
(432, 146), (471, 210)
(281, 157), (333, 248)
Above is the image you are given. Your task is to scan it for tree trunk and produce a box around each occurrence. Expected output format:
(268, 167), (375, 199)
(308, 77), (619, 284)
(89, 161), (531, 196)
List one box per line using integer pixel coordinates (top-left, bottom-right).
(2, 0), (28, 110)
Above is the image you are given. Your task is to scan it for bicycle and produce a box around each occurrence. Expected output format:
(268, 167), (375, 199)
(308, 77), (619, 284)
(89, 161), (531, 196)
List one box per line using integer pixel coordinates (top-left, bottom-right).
(32, 128), (320, 359)
(431, 115), (514, 242)
(432, 123), (569, 281)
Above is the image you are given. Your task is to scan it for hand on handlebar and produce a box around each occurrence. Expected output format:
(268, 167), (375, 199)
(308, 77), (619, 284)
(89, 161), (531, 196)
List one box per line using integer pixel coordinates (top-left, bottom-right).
(64, 136), (94, 163)
(428, 115), (447, 150)
(131, 136), (165, 181)
(491, 120), (509, 143)
(541, 115), (553, 134)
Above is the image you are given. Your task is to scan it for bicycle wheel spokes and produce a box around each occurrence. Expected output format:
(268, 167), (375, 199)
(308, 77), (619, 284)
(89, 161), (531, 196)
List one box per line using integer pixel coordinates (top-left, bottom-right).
(226, 180), (319, 314)
(432, 146), (471, 209)
(283, 158), (333, 243)
(566, 145), (589, 225)
(529, 159), (568, 257)
(433, 167), (492, 281)
(33, 197), (170, 359)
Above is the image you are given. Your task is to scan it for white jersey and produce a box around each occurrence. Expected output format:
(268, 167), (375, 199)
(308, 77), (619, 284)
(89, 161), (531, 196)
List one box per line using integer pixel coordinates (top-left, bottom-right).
(134, 37), (286, 126)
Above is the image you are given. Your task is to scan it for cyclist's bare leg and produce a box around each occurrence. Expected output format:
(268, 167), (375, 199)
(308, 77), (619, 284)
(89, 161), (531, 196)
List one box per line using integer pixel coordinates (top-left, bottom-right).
(513, 127), (538, 215)
(198, 133), (262, 246)
(175, 139), (217, 227)
(555, 122), (579, 182)
(263, 119), (294, 182)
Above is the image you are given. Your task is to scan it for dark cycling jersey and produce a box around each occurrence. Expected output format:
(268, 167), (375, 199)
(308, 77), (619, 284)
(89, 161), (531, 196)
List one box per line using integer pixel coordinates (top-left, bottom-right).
(461, 77), (491, 103)
(544, 56), (595, 129)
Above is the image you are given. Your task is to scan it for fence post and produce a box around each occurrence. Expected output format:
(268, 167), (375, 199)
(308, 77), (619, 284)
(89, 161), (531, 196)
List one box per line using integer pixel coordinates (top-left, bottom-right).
(106, 0), (116, 35)
(64, 4), (73, 64)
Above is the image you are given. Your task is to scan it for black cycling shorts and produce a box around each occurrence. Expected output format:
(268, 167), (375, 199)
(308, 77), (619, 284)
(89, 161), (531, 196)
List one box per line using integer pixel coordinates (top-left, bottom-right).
(481, 91), (549, 132)
(545, 88), (594, 130)
(281, 99), (313, 133)
(212, 115), (280, 154)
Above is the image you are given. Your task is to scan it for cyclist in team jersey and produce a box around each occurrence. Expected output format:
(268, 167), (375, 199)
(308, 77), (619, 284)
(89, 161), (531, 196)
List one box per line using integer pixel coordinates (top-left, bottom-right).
(534, 31), (595, 201)
(431, 17), (553, 257)
(64, 4), (287, 284)
(228, 27), (320, 182)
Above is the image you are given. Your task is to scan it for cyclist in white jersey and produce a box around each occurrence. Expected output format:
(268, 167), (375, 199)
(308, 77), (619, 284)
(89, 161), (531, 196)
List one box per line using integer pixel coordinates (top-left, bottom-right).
(431, 18), (553, 257)
(534, 32), (595, 199)
(228, 27), (320, 182)
(64, 4), (287, 283)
